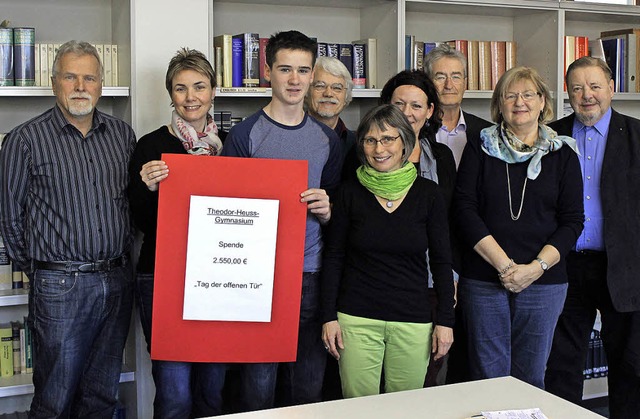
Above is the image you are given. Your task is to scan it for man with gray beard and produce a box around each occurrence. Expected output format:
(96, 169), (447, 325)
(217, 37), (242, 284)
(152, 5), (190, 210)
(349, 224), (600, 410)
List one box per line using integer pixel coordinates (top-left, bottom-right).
(306, 56), (355, 161)
(0, 40), (135, 418)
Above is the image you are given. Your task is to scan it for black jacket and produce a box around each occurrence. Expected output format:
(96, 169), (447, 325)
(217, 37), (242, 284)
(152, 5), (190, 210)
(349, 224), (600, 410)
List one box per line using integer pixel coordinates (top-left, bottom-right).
(550, 109), (640, 312)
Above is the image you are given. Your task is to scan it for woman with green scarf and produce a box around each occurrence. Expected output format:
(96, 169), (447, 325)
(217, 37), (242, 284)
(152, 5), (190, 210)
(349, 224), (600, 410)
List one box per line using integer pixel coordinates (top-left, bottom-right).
(320, 104), (455, 398)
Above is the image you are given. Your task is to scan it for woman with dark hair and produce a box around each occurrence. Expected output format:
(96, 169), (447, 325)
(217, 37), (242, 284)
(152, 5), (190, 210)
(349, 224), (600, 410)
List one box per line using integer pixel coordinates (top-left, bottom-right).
(321, 104), (455, 398)
(379, 70), (457, 207)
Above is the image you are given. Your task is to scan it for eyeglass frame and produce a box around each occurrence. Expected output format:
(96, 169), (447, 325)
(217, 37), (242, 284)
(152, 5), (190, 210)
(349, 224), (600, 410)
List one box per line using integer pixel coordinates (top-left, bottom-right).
(433, 73), (466, 85)
(503, 91), (542, 104)
(361, 134), (402, 148)
(311, 81), (345, 94)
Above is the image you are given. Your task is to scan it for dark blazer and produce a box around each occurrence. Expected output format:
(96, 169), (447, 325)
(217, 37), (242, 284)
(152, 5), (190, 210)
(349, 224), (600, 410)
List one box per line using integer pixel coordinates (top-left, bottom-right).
(463, 111), (493, 143)
(550, 109), (640, 312)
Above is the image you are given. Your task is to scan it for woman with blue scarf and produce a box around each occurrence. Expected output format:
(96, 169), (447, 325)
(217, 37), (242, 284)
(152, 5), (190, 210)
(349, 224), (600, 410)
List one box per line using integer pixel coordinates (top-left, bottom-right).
(320, 104), (455, 398)
(454, 66), (584, 388)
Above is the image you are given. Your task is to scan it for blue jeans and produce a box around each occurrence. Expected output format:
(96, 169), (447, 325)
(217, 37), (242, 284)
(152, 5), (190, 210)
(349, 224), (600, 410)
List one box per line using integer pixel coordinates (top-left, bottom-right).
(28, 262), (133, 418)
(458, 277), (567, 389)
(239, 272), (326, 412)
(137, 273), (226, 418)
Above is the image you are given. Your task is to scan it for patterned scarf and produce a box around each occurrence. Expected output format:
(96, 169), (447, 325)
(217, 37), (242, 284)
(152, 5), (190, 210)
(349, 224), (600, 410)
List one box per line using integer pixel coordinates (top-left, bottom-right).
(171, 110), (223, 156)
(480, 122), (579, 180)
(356, 162), (417, 201)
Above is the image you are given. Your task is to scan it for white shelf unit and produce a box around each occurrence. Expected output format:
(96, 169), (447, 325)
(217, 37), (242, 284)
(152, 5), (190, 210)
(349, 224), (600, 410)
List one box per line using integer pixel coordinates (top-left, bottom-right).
(0, 0), (137, 415)
(208, 0), (398, 129)
(209, 0), (640, 127)
(561, 1), (640, 118)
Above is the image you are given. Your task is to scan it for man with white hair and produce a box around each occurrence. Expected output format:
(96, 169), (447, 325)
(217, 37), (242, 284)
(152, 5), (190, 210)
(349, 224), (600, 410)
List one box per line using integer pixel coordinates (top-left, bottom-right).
(306, 56), (356, 159)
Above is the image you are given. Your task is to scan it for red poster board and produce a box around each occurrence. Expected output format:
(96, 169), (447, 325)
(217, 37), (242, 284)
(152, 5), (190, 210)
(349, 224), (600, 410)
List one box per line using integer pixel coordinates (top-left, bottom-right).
(151, 154), (308, 362)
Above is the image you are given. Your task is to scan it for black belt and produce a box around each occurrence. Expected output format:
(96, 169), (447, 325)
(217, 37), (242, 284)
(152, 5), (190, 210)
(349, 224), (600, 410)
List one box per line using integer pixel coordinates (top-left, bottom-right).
(34, 256), (126, 273)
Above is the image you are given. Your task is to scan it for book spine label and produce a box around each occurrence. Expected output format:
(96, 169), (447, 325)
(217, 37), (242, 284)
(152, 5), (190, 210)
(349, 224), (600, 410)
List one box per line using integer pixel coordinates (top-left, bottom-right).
(231, 36), (243, 87)
(13, 28), (35, 86)
(327, 43), (339, 58)
(11, 322), (20, 375)
(215, 46), (223, 88)
(478, 41), (492, 91)
(39, 43), (48, 87)
(103, 45), (113, 87)
(467, 41), (479, 90)
(243, 33), (260, 87)
(316, 42), (327, 57)
(352, 43), (366, 89)
(111, 45), (119, 87)
(0, 327), (13, 377)
(338, 44), (353, 78)
(0, 28), (14, 86)
(259, 38), (269, 87)
(490, 41), (506, 90)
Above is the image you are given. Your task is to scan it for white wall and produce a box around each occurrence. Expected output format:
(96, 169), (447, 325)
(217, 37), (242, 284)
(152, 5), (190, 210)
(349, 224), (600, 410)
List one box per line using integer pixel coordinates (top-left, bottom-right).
(131, 0), (210, 136)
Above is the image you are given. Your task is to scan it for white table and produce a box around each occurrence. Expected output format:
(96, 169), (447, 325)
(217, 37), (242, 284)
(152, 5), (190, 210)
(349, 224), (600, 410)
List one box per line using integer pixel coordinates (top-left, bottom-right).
(216, 376), (605, 418)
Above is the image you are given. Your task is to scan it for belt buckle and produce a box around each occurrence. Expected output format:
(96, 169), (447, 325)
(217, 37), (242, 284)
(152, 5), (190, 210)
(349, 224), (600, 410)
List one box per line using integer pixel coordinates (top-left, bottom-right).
(78, 263), (96, 273)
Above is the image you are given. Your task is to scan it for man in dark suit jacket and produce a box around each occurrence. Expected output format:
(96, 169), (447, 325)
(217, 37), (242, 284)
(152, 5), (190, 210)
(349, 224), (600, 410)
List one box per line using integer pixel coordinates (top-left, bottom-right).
(423, 43), (492, 385)
(545, 56), (640, 419)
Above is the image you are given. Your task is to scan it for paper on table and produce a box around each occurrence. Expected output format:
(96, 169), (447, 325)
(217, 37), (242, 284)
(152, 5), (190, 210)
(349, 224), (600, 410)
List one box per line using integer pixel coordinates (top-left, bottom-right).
(481, 408), (549, 419)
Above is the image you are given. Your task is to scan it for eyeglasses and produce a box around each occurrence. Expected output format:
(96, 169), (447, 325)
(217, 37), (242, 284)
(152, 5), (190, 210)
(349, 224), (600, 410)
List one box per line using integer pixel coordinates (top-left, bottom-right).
(362, 135), (401, 147)
(433, 74), (465, 85)
(312, 82), (345, 94)
(503, 91), (541, 103)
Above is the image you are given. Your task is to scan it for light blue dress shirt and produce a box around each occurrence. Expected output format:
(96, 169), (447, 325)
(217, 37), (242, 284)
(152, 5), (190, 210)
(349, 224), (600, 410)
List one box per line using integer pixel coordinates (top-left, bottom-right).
(571, 108), (612, 251)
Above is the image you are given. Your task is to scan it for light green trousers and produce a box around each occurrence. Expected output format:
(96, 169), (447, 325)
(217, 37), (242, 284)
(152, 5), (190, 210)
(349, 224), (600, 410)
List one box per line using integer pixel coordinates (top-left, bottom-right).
(337, 312), (433, 398)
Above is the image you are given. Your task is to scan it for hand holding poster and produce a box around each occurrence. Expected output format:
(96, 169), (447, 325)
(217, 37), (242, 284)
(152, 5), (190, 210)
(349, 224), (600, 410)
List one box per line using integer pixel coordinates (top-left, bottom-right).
(152, 154), (307, 362)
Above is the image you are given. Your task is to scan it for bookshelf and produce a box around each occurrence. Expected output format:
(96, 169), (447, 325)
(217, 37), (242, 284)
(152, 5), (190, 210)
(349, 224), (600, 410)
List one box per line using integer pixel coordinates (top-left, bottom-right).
(209, 0), (640, 127)
(208, 0), (396, 129)
(0, 0), (141, 415)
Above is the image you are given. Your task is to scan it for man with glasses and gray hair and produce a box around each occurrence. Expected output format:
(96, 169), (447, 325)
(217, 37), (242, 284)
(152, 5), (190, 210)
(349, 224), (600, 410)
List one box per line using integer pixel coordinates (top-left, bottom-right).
(424, 43), (491, 168)
(305, 56), (356, 160)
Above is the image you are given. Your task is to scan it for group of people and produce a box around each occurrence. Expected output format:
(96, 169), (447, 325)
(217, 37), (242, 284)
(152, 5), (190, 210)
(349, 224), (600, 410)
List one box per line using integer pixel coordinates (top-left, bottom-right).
(0, 28), (638, 419)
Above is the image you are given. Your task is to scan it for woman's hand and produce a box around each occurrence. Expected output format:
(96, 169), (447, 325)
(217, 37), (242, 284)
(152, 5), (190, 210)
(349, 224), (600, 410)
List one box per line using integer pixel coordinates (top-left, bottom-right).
(500, 262), (542, 293)
(432, 325), (454, 361)
(140, 160), (169, 192)
(301, 188), (331, 224)
(322, 320), (344, 360)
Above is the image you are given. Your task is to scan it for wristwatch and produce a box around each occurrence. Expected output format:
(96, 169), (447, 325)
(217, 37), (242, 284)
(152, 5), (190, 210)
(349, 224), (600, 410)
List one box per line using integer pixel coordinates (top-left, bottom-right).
(535, 257), (549, 272)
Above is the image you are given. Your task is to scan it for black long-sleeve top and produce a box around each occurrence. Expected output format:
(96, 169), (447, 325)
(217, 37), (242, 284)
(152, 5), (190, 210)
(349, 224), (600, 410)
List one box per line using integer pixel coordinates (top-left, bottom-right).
(454, 133), (584, 284)
(321, 177), (455, 327)
(128, 125), (226, 274)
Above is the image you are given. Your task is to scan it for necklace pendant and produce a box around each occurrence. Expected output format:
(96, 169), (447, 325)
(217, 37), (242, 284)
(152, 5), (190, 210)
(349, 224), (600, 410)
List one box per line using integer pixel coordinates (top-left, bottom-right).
(386, 200), (393, 208)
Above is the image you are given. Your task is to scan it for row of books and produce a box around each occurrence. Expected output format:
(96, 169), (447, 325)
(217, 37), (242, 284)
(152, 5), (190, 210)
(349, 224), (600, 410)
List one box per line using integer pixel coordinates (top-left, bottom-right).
(0, 27), (35, 86)
(0, 27), (119, 87)
(584, 329), (608, 380)
(213, 110), (243, 132)
(563, 35), (590, 91)
(0, 233), (29, 291)
(33, 43), (119, 88)
(405, 37), (517, 91)
(213, 34), (377, 91)
(593, 28), (640, 93)
(0, 319), (34, 378)
(316, 39), (377, 89)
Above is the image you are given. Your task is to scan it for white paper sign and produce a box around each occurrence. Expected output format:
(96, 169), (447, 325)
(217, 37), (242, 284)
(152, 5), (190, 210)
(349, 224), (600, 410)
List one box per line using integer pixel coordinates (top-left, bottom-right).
(183, 195), (279, 322)
(481, 408), (549, 419)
